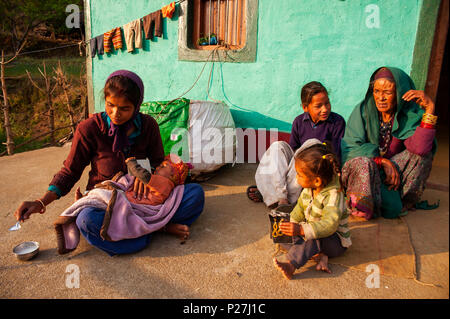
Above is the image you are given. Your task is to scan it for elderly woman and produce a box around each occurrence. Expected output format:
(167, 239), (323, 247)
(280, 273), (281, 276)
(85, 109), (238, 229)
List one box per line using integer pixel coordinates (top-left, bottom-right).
(341, 67), (437, 220)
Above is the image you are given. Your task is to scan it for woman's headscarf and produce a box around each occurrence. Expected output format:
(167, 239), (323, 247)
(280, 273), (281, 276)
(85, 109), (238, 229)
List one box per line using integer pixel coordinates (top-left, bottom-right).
(105, 70), (144, 153)
(341, 66), (435, 164)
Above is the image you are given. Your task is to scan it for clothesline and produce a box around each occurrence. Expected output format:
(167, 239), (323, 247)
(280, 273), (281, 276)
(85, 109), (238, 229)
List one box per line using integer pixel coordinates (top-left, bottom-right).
(88, 1), (180, 57)
(2, 1), (184, 59)
(3, 42), (84, 59)
(87, 0), (185, 43)
(91, 0), (181, 39)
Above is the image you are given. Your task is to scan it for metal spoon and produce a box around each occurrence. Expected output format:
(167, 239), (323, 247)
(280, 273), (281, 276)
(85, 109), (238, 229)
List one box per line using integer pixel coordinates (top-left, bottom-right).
(9, 221), (21, 231)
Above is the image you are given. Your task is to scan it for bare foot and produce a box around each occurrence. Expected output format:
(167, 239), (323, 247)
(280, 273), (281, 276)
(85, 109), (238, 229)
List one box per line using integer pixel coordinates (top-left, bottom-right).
(163, 223), (190, 241)
(278, 198), (289, 206)
(315, 253), (331, 274)
(273, 257), (295, 280)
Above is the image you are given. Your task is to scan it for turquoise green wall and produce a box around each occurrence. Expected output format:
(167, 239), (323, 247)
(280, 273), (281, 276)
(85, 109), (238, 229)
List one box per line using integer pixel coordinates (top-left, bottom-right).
(89, 0), (423, 133)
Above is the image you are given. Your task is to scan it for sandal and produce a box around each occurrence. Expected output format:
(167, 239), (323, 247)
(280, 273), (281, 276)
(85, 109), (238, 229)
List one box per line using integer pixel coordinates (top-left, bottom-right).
(246, 185), (263, 203)
(275, 203), (295, 213)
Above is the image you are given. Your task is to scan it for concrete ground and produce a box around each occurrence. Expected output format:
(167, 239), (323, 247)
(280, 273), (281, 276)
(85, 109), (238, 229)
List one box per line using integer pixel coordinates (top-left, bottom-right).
(0, 138), (448, 299)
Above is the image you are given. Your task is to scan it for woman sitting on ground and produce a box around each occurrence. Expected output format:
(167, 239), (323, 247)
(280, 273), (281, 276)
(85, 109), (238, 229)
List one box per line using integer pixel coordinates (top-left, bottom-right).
(53, 154), (192, 255)
(247, 81), (346, 209)
(14, 70), (205, 256)
(340, 67), (437, 220)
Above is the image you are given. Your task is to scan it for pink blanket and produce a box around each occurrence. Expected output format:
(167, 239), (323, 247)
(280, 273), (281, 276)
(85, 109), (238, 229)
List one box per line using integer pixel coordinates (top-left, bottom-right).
(54, 173), (184, 254)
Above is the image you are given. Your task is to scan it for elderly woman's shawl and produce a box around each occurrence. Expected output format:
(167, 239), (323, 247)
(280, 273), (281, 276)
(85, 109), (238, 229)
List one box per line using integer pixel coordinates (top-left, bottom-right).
(341, 67), (436, 164)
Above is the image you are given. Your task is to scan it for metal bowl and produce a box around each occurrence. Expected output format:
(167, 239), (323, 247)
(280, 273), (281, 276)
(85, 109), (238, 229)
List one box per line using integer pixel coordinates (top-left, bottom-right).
(13, 241), (40, 261)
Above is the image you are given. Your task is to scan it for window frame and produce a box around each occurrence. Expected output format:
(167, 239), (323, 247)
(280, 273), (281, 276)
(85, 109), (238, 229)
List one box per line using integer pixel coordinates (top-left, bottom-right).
(178, 0), (258, 63)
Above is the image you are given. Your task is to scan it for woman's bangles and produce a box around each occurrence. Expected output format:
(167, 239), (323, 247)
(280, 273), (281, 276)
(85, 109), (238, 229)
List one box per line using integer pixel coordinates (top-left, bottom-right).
(35, 199), (46, 214)
(420, 113), (438, 129)
(373, 156), (383, 169)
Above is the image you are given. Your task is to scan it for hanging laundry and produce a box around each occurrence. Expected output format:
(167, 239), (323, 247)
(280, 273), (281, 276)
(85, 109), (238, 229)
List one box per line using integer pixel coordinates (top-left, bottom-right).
(90, 34), (104, 57)
(104, 27), (123, 52)
(162, 2), (176, 19)
(123, 19), (143, 52)
(143, 10), (163, 40)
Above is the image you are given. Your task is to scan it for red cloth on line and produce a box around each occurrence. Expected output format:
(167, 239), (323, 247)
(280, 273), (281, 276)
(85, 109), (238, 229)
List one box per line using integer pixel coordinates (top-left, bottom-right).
(162, 2), (176, 18)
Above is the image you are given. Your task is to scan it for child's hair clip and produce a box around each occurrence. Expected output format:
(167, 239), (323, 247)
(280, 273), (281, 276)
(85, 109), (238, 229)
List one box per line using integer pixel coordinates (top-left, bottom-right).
(322, 142), (326, 145)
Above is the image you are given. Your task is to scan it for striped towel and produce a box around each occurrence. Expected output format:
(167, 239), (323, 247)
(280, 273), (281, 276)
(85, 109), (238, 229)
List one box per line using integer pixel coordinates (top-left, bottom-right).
(104, 27), (123, 52)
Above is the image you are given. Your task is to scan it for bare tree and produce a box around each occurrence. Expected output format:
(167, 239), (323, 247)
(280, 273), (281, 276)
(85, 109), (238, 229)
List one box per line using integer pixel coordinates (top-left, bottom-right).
(79, 63), (89, 120)
(26, 62), (58, 145)
(54, 60), (77, 136)
(1, 41), (27, 155)
(0, 0), (78, 155)
(1, 0), (49, 155)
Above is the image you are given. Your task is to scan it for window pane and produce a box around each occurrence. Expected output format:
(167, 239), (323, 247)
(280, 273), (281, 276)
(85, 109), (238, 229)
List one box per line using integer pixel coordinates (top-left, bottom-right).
(194, 0), (246, 50)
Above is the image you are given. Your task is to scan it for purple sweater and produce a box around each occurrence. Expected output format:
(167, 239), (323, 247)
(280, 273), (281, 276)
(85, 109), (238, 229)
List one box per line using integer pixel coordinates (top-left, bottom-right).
(385, 126), (436, 159)
(289, 112), (346, 161)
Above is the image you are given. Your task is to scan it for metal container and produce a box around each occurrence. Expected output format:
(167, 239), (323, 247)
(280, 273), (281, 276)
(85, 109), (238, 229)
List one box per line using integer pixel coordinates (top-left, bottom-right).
(13, 241), (40, 261)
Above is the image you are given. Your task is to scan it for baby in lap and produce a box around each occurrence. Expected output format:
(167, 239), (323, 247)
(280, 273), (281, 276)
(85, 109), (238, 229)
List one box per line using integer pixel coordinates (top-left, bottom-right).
(125, 154), (191, 206)
(54, 154), (191, 254)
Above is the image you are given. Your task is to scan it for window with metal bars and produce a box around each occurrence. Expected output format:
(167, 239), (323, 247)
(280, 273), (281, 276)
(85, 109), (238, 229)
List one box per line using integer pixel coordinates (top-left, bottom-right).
(178, 0), (258, 62)
(193, 0), (246, 50)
